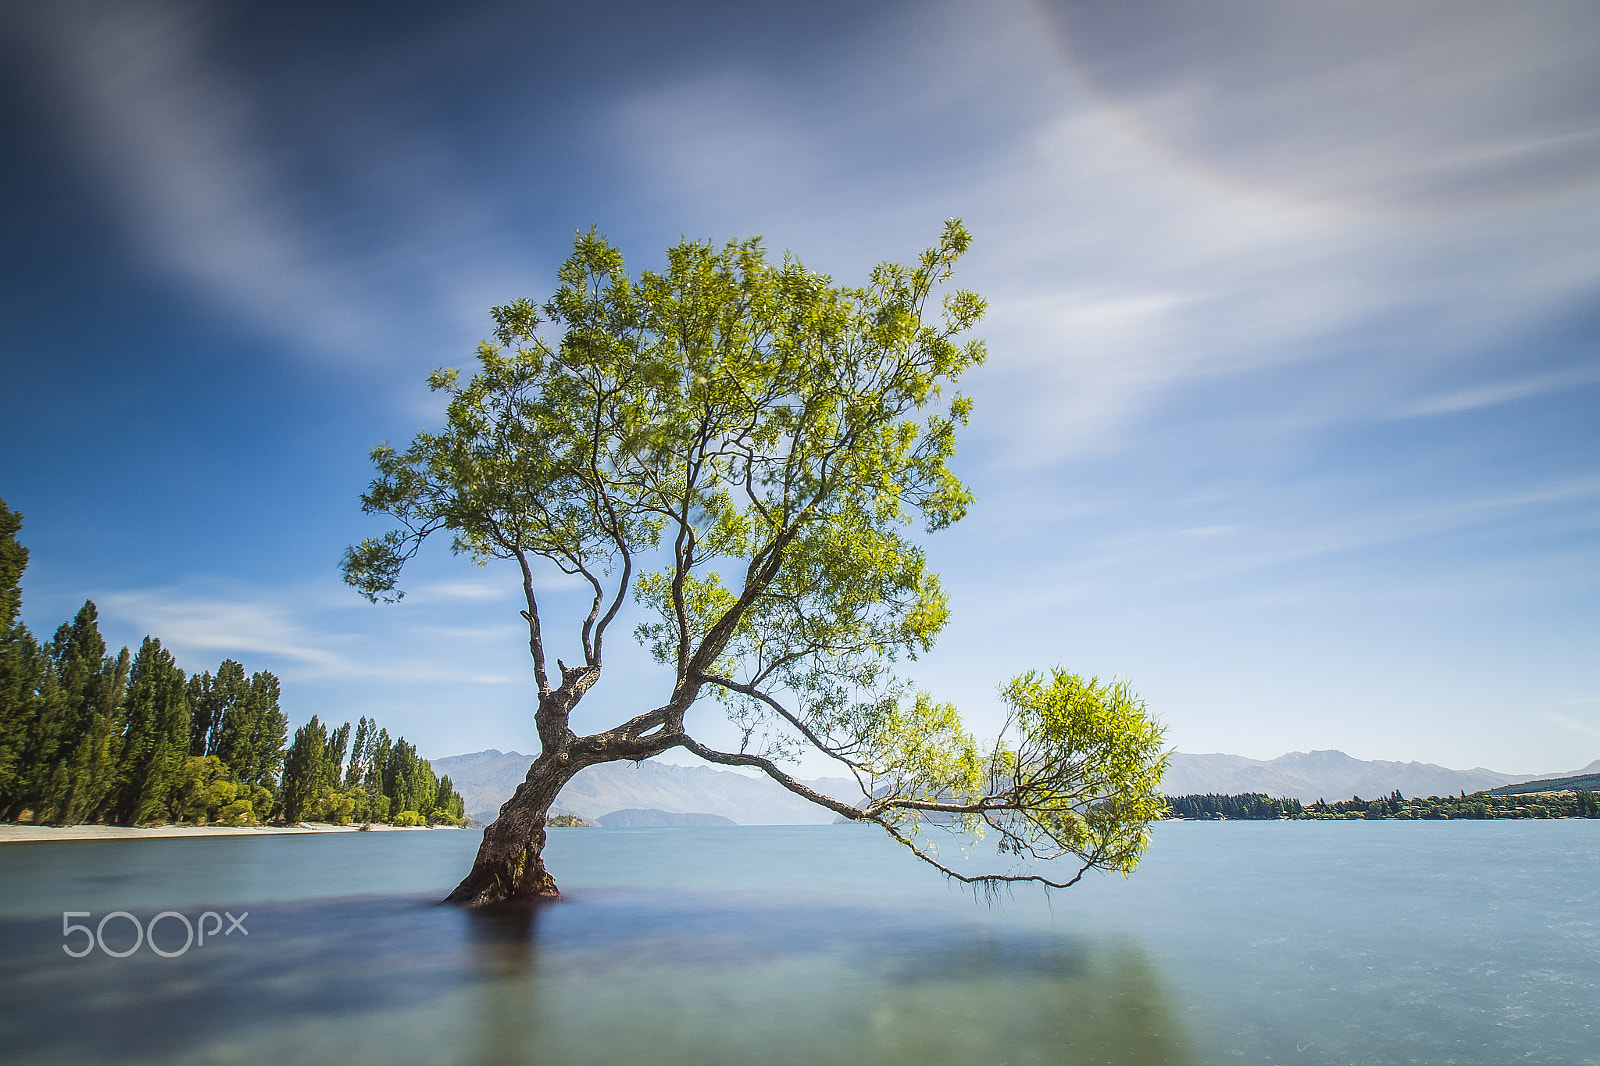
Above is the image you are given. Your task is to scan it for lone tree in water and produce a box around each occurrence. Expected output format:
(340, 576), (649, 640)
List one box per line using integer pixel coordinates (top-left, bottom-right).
(343, 221), (1167, 907)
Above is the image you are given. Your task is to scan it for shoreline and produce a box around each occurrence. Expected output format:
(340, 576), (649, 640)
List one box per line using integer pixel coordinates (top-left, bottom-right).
(0, 823), (464, 844)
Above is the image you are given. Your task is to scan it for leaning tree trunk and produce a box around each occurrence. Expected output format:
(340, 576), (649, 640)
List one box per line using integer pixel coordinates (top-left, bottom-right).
(445, 752), (578, 907)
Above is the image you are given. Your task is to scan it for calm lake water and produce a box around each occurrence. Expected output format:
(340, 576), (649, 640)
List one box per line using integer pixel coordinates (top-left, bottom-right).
(1, 821), (1596, 1065)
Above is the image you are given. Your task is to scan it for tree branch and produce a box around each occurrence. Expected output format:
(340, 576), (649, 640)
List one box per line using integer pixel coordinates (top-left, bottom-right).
(512, 549), (551, 696)
(678, 737), (1097, 891)
(699, 674), (866, 771)
(677, 736), (868, 821)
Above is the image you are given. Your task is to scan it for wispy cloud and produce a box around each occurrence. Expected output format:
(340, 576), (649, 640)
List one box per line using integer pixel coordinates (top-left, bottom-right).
(99, 583), (524, 685)
(1543, 712), (1600, 744)
(4, 2), (378, 352)
(604, 0), (1600, 469)
(952, 469), (1600, 626)
(101, 588), (351, 670)
(410, 579), (510, 603)
(1048, 0), (1600, 213)
(1392, 363), (1600, 417)
(0, 0), (537, 367)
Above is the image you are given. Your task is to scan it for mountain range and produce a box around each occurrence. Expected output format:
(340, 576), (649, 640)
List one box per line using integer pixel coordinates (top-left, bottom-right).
(433, 748), (1600, 824)
(1161, 750), (1598, 804)
(1488, 768), (1600, 797)
(431, 749), (860, 825)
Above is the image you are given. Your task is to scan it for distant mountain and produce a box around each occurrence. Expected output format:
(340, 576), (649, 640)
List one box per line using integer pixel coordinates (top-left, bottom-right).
(436, 746), (1596, 823)
(595, 809), (737, 827)
(431, 749), (862, 825)
(431, 749), (542, 824)
(1486, 761), (1600, 797)
(1162, 750), (1581, 803)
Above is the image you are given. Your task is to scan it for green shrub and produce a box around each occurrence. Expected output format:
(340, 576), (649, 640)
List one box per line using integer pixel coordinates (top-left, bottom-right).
(427, 806), (464, 827)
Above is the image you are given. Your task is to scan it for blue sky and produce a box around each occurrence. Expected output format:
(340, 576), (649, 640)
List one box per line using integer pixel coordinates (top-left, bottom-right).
(1, 0), (1597, 774)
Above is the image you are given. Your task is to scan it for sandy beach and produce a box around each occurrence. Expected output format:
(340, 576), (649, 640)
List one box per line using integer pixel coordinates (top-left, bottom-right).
(0, 823), (462, 843)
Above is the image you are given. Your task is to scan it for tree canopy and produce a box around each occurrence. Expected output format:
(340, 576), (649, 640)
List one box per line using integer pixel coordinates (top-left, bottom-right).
(344, 221), (1168, 904)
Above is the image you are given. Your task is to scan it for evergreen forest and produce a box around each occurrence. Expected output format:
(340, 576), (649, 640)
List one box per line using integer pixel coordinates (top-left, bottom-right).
(1164, 790), (1600, 820)
(1164, 793), (1304, 820)
(0, 498), (465, 828)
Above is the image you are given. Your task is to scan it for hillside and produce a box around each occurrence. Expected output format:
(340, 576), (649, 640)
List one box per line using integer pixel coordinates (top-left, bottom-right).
(595, 809), (737, 827)
(1163, 750), (1577, 804)
(1486, 762), (1600, 797)
(436, 747), (1597, 823)
(431, 750), (861, 825)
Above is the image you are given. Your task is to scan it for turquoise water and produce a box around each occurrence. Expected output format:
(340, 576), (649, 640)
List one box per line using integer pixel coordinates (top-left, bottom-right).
(0, 821), (1596, 1064)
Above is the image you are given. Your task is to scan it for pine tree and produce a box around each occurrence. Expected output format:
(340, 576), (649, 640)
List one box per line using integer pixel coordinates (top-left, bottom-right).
(345, 717), (372, 788)
(383, 737), (415, 814)
(107, 637), (190, 825)
(0, 508), (131, 824)
(187, 659), (248, 759)
(4, 655), (65, 820)
(0, 498), (44, 811)
(366, 727), (391, 792)
(435, 774), (465, 822)
(360, 726), (393, 821)
(215, 668), (287, 791)
(280, 715), (327, 822)
(201, 660), (250, 760)
(0, 628), (43, 812)
(325, 721), (351, 789)
(46, 603), (129, 824)
(0, 499), (24, 635)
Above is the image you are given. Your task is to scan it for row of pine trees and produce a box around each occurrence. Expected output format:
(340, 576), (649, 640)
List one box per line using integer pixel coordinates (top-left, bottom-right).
(278, 713), (465, 826)
(0, 498), (465, 828)
(1163, 793), (1305, 820)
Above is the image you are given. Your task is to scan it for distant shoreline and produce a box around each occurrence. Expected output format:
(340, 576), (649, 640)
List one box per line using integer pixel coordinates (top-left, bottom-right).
(0, 823), (463, 844)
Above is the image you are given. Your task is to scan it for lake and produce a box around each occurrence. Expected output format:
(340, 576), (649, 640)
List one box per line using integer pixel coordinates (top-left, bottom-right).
(1, 821), (1596, 1065)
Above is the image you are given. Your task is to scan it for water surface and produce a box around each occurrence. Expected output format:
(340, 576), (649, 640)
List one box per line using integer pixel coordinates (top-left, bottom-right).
(1, 821), (1595, 1064)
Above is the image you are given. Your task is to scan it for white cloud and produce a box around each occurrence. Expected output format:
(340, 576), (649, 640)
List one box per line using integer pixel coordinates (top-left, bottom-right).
(961, 104), (1600, 464)
(1046, 0), (1600, 213)
(99, 582), (526, 686)
(601, 0), (1600, 470)
(4, 2), (377, 351)
(1392, 363), (1600, 417)
(101, 588), (350, 670)
(411, 579), (511, 603)
(1, 0), (537, 368)
(1543, 712), (1600, 744)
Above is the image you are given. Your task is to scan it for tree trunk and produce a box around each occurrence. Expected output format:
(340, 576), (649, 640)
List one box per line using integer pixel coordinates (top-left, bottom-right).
(444, 752), (575, 907)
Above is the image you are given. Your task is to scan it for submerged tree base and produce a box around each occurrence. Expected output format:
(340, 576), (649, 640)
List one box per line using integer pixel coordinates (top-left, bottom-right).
(444, 771), (569, 907)
(444, 838), (563, 902)
(444, 878), (560, 909)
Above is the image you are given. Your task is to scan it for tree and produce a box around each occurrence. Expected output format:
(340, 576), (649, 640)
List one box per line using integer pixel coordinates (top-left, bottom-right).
(168, 755), (247, 824)
(0, 497), (43, 809)
(435, 774), (466, 824)
(281, 714), (329, 822)
(343, 222), (1168, 907)
(43, 602), (129, 824)
(107, 637), (190, 825)
(187, 658), (248, 758)
(345, 716), (374, 788)
(381, 737), (438, 820)
(213, 668), (287, 792)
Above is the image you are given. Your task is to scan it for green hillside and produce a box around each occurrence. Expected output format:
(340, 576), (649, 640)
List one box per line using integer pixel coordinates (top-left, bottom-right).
(1488, 773), (1600, 797)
